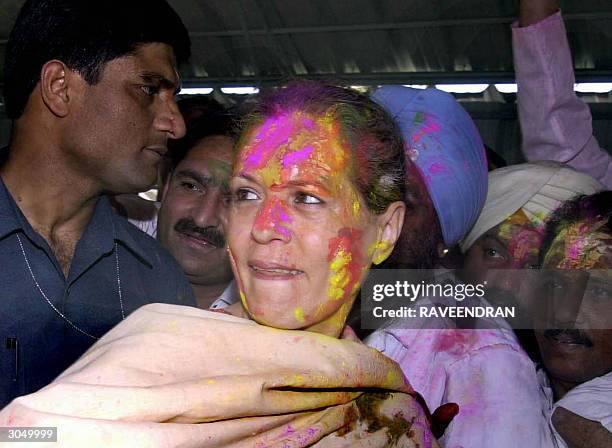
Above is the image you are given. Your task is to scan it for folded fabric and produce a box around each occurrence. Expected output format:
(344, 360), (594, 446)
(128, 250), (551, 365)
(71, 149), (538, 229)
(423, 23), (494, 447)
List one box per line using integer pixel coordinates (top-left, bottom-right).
(0, 304), (438, 448)
(461, 161), (604, 251)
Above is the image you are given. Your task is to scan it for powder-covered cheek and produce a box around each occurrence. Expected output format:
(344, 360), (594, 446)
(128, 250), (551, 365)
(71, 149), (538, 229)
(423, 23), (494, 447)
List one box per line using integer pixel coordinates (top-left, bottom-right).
(326, 228), (368, 302)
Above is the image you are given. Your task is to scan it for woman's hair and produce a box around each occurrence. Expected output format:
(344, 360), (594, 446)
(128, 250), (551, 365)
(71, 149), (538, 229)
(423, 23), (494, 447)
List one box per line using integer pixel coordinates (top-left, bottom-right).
(539, 191), (612, 266)
(238, 80), (407, 215)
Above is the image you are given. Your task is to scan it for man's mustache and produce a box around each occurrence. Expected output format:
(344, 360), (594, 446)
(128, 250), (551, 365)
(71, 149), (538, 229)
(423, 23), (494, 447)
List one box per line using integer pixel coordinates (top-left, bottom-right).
(544, 329), (593, 347)
(174, 218), (225, 248)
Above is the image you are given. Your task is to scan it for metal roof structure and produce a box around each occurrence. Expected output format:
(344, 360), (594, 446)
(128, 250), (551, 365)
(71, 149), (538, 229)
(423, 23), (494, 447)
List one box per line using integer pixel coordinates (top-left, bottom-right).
(0, 0), (611, 89)
(0, 0), (610, 161)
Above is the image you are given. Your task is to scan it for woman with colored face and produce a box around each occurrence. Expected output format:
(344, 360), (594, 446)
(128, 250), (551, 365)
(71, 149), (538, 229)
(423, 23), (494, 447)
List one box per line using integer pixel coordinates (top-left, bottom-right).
(226, 84), (407, 336)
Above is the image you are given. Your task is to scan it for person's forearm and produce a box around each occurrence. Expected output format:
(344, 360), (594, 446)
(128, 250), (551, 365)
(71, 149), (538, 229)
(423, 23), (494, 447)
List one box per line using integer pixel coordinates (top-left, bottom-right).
(519, 0), (559, 27)
(553, 407), (612, 448)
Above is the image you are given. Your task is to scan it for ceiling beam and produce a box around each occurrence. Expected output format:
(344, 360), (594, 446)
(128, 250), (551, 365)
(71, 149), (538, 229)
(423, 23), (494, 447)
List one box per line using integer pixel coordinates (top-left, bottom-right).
(186, 12), (612, 38)
(178, 69), (612, 87)
(1, 12), (611, 43)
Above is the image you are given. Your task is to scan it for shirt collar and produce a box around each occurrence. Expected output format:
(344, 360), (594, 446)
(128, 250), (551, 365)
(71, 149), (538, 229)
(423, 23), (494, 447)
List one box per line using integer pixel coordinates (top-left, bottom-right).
(98, 196), (158, 268)
(0, 177), (25, 239)
(0, 177), (156, 267)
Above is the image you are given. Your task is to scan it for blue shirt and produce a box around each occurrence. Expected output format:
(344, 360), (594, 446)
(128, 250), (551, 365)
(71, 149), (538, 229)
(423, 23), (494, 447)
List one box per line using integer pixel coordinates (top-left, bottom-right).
(0, 178), (195, 406)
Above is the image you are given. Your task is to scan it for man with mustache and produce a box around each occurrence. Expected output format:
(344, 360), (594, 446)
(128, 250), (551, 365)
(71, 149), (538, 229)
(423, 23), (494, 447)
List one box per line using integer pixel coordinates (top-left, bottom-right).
(0, 0), (196, 408)
(156, 100), (238, 309)
(535, 191), (612, 448)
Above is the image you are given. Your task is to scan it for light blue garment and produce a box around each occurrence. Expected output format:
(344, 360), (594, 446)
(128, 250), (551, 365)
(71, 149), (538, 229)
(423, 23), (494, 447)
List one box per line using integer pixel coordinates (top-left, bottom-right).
(372, 86), (488, 246)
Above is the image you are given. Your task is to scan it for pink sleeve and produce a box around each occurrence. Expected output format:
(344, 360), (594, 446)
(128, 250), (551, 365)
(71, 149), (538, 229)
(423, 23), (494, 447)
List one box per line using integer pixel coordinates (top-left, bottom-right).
(440, 345), (553, 448)
(512, 11), (612, 189)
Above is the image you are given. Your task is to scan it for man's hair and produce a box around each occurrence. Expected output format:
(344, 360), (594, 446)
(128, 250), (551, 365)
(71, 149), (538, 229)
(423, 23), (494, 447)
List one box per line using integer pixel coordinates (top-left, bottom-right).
(168, 97), (239, 169)
(539, 191), (612, 265)
(4, 0), (191, 119)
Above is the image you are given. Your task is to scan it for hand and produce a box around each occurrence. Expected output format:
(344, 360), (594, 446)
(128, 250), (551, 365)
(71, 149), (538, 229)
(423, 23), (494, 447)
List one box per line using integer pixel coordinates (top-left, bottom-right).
(412, 392), (460, 438)
(518, 0), (560, 27)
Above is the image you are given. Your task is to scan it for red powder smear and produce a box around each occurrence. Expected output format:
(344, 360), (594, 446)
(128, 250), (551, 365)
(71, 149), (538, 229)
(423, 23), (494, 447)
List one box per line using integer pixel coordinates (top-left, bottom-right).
(411, 115), (441, 145)
(242, 115), (296, 171)
(327, 228), (365, 301)
(254, 197), (293, 238)
(428, 162), (447, 175)
(282, 145), (315, 168)
(433, 330), (478, 356)
(507, 227), (544, 267)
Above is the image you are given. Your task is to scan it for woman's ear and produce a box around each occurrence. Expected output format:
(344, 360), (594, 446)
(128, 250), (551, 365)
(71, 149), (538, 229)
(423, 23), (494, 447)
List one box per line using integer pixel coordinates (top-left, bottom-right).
(372, 201), (406, 265)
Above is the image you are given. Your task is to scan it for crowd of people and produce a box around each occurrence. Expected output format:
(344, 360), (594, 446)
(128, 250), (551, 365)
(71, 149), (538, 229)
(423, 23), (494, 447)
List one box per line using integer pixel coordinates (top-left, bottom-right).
(0, 0), (609, 447)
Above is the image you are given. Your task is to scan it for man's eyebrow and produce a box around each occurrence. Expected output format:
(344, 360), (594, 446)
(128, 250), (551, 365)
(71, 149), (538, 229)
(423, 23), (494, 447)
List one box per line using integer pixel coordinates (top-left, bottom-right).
(482, 233), (506, 247)
(140, 72), (181, 94)
(175, 169), (213, 186)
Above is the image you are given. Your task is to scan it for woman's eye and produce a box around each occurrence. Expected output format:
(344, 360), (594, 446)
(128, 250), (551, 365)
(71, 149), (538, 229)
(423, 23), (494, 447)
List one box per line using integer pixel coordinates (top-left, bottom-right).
(295, 193), (323, 205)
(235, 188), (259, 201)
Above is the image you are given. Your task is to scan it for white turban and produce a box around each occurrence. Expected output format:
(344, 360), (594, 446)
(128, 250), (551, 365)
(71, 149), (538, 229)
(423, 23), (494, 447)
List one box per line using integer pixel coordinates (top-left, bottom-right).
(460, 161), (604, 252)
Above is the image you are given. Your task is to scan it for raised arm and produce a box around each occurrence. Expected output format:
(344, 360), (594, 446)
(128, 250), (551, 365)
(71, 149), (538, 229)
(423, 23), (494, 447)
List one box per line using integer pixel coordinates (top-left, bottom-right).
(513, 0), (612, 188)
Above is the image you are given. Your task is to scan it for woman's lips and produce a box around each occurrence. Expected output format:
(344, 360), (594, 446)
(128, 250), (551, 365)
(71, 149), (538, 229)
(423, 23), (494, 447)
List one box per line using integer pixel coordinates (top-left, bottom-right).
(248, 261), (304, 280)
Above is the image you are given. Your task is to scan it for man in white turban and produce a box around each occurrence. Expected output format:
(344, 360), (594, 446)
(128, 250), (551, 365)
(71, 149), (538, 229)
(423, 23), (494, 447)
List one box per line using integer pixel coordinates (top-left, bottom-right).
(460, 161), (603, 315)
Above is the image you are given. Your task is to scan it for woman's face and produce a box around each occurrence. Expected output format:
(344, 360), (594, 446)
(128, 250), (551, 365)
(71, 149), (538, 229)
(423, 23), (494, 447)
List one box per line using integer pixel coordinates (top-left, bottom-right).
(228, 110), (402, 334)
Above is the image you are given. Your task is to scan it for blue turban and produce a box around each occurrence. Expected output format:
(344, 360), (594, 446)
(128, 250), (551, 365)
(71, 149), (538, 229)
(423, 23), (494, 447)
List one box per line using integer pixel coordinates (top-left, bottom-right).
(372, 86), (488, 246)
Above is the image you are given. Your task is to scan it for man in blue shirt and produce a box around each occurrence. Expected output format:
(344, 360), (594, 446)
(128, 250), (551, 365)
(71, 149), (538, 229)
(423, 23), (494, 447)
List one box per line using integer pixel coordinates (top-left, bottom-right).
(0, 0), (196, 407)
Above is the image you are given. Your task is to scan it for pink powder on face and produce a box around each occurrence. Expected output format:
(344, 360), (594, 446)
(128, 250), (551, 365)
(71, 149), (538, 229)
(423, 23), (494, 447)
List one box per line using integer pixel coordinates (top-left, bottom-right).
(243, 115), (296, 171)
(282, 145), (315, 168)
(254, 197), (293, 238)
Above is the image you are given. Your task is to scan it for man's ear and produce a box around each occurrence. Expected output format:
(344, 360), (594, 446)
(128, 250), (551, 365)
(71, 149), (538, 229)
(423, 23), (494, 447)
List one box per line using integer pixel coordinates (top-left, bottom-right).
(40, 60), (76, 117)
(372, 201), (406, 265)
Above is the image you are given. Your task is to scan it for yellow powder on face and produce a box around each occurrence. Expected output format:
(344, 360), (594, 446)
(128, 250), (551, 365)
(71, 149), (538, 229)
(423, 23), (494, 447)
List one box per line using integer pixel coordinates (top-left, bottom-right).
(353, 200), (360, 218)
(327, 249), (352, 301)
(239, 290), (250, 314)
(294, 307), (306, 324)
(327, 302), (351, 333)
